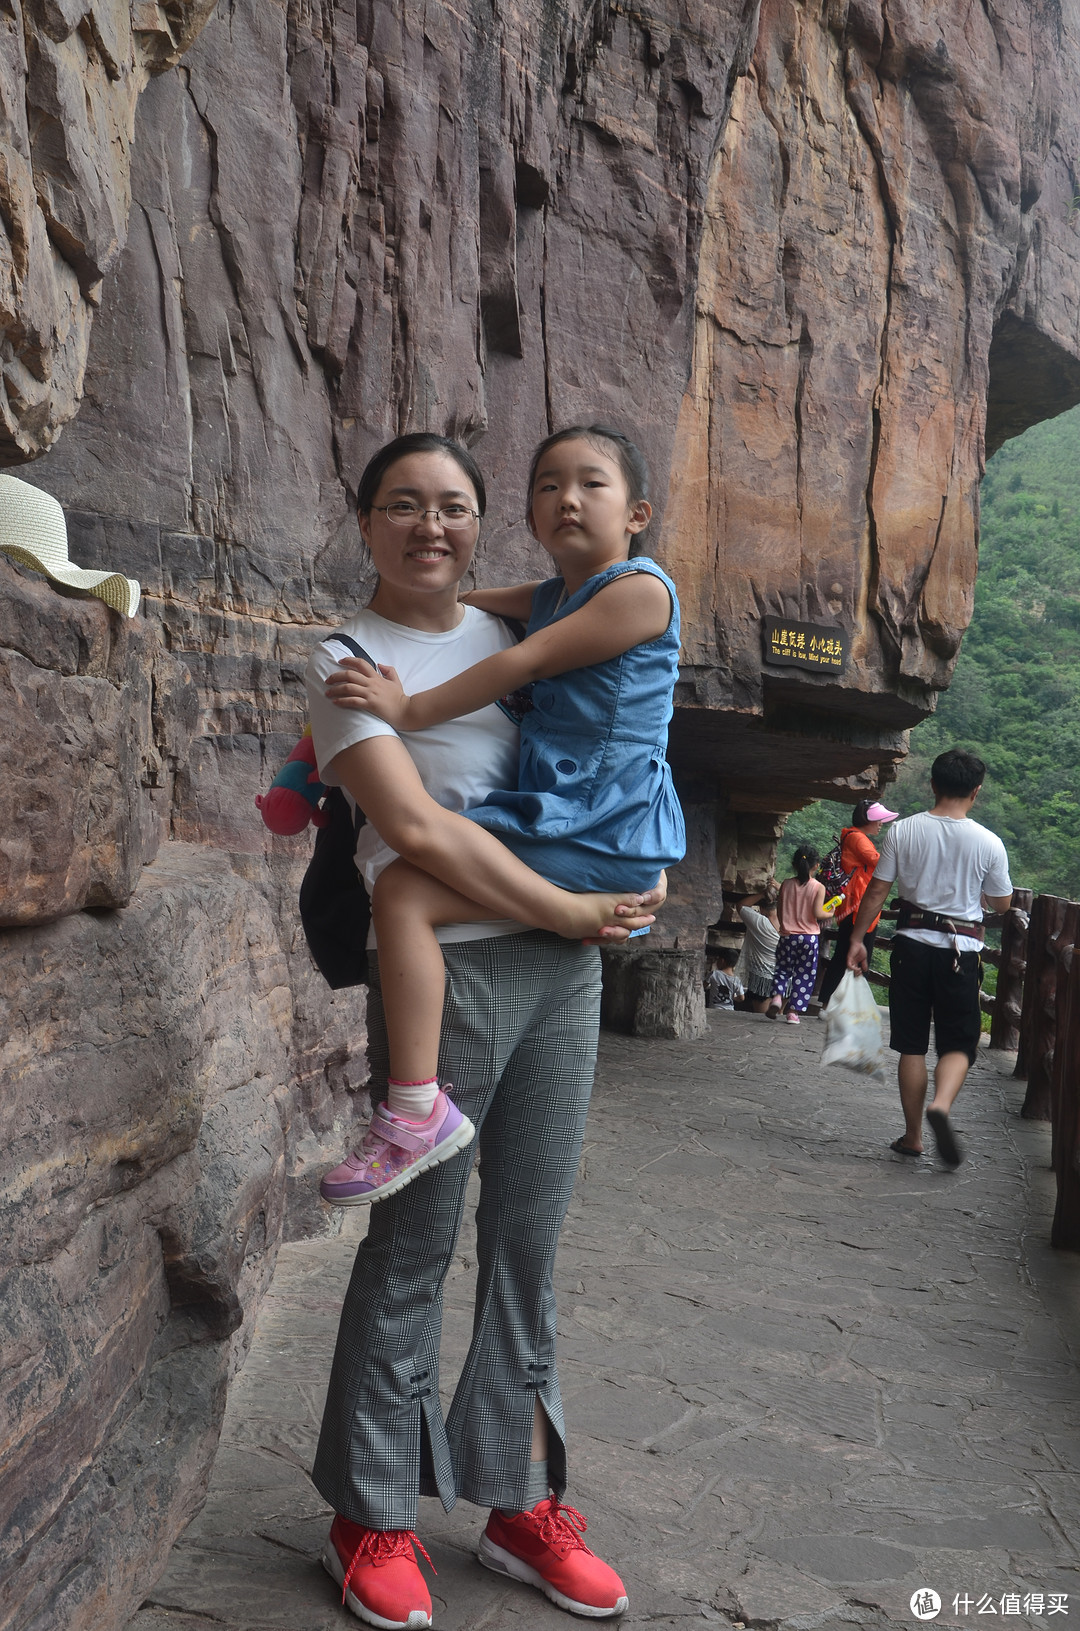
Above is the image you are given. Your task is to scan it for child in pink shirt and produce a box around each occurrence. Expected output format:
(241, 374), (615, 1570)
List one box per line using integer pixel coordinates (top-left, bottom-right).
(767, 845), (835, 1024)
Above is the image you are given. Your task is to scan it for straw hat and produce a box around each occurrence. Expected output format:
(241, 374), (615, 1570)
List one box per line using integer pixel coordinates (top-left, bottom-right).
(0, 473), (140, 617)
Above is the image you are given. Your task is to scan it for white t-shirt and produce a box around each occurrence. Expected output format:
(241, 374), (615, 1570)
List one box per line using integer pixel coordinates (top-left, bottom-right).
(304, 605), (526, 947)
(872, 810), (1013, 953)
(706, 968), (744, 1009)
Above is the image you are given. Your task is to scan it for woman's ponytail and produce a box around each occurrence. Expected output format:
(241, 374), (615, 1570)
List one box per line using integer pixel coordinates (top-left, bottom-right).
(792, 844), (819, 885)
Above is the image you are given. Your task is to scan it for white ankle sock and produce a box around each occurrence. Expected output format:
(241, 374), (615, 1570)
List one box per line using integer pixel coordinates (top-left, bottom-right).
(386, 1077), (440, 1121)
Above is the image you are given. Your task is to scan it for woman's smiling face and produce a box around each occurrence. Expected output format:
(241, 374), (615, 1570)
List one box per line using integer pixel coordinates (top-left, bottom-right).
(359, 450), (480, 599)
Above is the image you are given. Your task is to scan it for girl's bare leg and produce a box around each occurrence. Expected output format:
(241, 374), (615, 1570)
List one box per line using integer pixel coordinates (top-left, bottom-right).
(371, 858), (657, 1089)
(371, 859), (504, 1087)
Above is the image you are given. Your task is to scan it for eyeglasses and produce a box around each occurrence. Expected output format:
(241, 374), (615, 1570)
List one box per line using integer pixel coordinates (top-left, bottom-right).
(372, 502), (480, 529)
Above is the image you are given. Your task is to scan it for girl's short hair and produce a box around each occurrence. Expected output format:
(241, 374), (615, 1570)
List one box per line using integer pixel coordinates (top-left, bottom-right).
(356, 433), (487, 517)
(851, 796), (874, 827)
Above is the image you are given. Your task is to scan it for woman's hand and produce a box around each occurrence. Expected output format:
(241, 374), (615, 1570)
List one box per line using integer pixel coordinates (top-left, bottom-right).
(638, 872), (668, 911)
(325, 657), (415, 730)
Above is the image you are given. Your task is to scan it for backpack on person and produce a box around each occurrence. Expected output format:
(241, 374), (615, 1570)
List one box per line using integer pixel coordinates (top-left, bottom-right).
(297, 632), (375, 990)
(818, 838), (854, 902)
(300, 785), (371, 989)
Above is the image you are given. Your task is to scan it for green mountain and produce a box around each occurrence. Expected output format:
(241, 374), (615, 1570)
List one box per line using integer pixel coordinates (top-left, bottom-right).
(786, 402), (1080, 899)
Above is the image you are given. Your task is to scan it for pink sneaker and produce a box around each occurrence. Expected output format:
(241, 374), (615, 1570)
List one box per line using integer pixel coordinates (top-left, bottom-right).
(785, 1011), (801, 1024)
(321, 1514), (433, 1628)
(320, 1089), (475, 1206)
(479, 1496), (628, 1617)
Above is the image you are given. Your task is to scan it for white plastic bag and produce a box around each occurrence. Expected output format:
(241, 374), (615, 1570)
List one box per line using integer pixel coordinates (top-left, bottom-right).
(821, 970), (890, 1081)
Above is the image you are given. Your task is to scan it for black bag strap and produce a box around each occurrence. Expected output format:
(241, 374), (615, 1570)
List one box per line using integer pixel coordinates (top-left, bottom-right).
(323, 630), (378, 668)
(320, 630), (378, 838)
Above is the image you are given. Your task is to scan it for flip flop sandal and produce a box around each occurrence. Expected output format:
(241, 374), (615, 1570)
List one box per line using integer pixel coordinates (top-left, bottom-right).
(926, 1109), (963, 1168)
(890, 1138), (923, 1157)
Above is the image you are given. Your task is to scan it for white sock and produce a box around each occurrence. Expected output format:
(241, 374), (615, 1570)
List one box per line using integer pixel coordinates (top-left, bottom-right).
(386, 1077), (440, 1121)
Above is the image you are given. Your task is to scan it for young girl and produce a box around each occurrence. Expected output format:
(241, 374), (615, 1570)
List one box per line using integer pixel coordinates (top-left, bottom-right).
(319, 424), (685, 1205)
(767, 845), (835, 1024)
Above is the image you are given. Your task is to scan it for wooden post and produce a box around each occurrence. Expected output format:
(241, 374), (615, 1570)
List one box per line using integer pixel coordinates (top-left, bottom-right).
(989, 887), (1032, 1053)
(1050, 903), (1080, 1174)
(1050, 953), (1080, 1251)
(1018, 896), (1072, 1120)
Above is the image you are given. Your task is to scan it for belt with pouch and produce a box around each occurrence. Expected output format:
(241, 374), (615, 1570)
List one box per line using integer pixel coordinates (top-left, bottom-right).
(895, 899), (984, 972)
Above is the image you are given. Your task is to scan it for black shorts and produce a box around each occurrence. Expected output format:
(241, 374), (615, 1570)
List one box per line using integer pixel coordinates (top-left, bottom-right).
(888, 935), (982, 1064)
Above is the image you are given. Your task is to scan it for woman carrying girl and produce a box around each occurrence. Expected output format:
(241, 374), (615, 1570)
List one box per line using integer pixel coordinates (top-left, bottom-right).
(766, 845), (835, 1023)
(303, 426), (682, 1629)
(318, 425), (683, 1208)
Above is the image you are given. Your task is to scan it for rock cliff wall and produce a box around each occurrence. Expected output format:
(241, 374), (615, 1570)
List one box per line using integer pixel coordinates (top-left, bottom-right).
(3, 0), (1080, 1624)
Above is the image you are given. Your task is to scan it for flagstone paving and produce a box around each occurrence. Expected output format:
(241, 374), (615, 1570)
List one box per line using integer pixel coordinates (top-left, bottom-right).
(130, 1011), (1080, 1631)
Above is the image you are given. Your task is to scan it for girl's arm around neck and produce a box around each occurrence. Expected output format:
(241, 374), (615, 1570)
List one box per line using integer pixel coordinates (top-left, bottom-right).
(460, 583), (541, 621)
(353, 570), (672, 731)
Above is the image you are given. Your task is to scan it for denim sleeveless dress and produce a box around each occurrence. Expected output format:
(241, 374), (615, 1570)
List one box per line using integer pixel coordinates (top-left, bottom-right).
(463, 557), (686, 891)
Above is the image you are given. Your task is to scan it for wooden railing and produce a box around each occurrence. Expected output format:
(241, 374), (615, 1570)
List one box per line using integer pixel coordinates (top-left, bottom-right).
(710, 887), (1080, 1249)
(1010, 895), (1080, 1250)
(714, 895), (1033, 1022)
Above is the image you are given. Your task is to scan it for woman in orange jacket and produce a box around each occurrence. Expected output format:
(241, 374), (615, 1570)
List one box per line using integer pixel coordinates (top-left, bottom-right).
(818, 798), (898, 1008)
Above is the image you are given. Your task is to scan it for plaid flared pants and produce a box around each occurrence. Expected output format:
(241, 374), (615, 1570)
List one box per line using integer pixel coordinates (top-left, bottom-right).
(311, 930), (602, 1530)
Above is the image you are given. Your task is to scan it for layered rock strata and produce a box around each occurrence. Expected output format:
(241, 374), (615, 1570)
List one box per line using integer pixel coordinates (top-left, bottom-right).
(0, 0), (218, 464)
(26, 0), (1080, 960)
(0, 846), (287, 1630)
(0, 580), (366, 1630)
(3, 0), (1080, 1625)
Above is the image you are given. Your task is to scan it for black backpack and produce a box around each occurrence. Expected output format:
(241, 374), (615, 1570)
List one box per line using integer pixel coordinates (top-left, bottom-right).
(299, 633), (374, 989)
(818, 837), (854, 901)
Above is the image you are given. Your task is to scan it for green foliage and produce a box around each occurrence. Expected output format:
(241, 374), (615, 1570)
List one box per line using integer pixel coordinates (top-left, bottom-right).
(788, 402), (1080, 898)
(890, 401), (1080, 898)
(783, 799), (859, 869)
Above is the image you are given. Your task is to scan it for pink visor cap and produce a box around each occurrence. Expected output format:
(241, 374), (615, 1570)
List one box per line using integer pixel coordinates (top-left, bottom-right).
(865, 801), (898, 822)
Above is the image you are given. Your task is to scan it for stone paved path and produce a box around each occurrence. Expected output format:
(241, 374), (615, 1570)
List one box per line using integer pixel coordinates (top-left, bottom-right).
(132, 1012), (1080, 1631)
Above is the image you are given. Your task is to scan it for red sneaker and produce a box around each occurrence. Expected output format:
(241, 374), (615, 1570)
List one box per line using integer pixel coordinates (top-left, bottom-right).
(321, 1514), (433, 1629)
(478, 1496), (628, 1618)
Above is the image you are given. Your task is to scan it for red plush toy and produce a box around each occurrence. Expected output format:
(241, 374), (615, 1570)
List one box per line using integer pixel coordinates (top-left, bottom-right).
(256, 726), (330, 834)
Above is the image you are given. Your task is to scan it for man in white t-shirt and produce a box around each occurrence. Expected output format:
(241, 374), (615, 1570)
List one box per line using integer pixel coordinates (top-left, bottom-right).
(847, 749), (1013, 1167)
